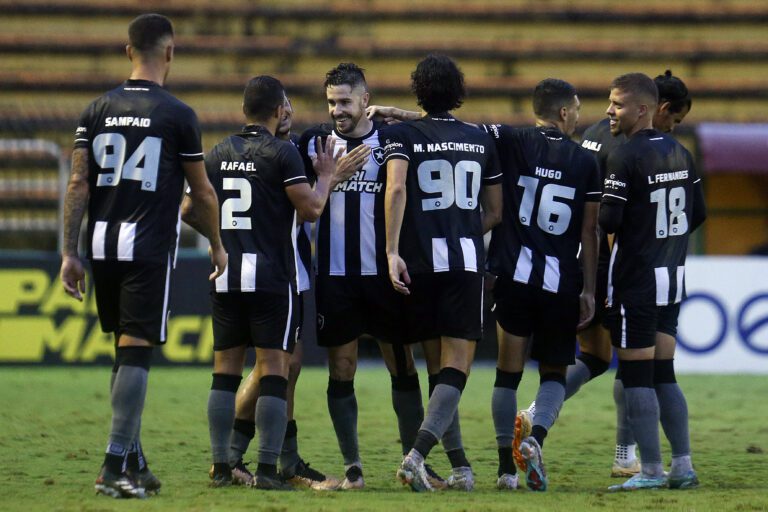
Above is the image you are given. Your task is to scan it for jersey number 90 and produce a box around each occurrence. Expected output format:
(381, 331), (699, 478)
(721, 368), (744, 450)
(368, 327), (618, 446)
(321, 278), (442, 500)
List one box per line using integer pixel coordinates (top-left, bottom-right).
(417, 159), (481, 211)
(92, 133), (161, 191)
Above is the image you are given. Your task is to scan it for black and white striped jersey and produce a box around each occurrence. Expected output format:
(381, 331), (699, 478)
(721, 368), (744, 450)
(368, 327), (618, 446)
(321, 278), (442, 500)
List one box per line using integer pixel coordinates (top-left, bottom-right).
(483, 124), (601, 296)
(73, 79), (203, 264)
(381, 113), (502, 275)
(288, 133), (312, 293)
(602, 129), (703, 307)
(206, 125), (308, 295)
(299, 122), (388, 277)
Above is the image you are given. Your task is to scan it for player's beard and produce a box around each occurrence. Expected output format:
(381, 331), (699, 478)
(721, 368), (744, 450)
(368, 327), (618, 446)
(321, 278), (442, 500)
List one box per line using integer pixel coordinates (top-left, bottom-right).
(333, 109), (363, 134)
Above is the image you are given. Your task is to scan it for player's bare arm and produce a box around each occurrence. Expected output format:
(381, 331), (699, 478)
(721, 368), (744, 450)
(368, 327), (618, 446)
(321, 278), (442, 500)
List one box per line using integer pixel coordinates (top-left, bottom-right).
(384, 158), (410, 295)
(365, 105), (420, 124)
(479, 183), (503, 234)
(578, 201), (600, 330)
(287, 136), (343, 222)
(60, 147), (90, 301)
(182, 160), (227, 280)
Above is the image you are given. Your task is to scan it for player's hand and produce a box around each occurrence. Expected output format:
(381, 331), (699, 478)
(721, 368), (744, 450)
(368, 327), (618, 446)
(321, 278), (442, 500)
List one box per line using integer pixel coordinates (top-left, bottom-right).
(60, 255), (86, 301)
(208, 244), (228, 281)
(366, 105), (403, 125)
(577, 292), (595, 331)
(333, 144), (370, 186)
(388, 254), (411, 295)
(312, 136), (340, 179)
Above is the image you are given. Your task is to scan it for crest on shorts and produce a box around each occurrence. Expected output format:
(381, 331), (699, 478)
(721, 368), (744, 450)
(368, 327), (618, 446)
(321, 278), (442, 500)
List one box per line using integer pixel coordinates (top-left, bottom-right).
(317, 314), (325, 330)
(371, 146), (386, 166)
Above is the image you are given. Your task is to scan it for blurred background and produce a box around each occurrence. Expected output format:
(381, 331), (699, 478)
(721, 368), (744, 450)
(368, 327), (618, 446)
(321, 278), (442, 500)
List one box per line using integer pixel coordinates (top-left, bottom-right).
(0, 0), (765, 368)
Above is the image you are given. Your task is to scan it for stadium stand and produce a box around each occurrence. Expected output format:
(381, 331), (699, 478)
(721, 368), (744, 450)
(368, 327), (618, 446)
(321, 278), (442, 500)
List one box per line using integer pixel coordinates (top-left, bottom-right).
(0, 0), (765, 252)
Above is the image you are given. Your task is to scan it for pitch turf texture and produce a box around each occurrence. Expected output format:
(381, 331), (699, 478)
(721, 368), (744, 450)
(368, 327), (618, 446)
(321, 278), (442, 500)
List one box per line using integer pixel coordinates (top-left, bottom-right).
(1, 366), (766, 511)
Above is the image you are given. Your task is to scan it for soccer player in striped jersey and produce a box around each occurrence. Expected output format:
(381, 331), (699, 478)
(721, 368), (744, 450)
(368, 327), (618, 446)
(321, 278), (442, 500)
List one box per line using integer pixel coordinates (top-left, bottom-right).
(226, 96), (366, 490)
(572, 71), (693, 477)
(299, 63), (455, 490)
(181, 76), (355, 490)
(383, 54), (503, 492)
(60, 14), (226, 499)
(600, 73), (705, 491)
(479, 80), (601, 492)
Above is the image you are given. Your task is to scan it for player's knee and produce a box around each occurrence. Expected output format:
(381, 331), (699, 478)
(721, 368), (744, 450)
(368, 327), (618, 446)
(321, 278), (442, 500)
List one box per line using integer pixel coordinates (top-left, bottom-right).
(577, 352), (610, 380)
(329, 354), (357, 381)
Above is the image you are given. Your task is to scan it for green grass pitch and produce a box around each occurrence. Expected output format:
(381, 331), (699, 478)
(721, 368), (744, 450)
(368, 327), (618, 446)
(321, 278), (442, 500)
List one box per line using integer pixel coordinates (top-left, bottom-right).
(1, 365), (767, 511)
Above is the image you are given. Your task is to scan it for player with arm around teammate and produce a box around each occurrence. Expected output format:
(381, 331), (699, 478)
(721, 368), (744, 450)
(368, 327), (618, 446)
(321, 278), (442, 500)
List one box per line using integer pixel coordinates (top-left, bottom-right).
(59, 13), (226, 499)
(181, 76), (350, 490)
(382, 54), (503, 492)
(599, 73), (705, 492)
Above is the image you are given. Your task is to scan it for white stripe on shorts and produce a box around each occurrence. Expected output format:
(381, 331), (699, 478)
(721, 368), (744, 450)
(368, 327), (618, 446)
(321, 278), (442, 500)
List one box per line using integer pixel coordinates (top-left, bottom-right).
(620, 304), (627, 349)
(282, 284), (294, 351)
(160, 253), (172, 342)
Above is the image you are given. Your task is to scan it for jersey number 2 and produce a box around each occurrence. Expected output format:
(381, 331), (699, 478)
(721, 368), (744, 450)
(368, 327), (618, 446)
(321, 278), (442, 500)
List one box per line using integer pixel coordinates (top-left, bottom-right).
(92, 133), (161, 191)
(221, 177), (252, 230)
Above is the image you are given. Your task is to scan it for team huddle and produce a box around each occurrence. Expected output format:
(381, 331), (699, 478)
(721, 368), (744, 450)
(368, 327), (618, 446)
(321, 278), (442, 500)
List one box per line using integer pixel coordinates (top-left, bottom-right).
(59, 14), (706, 499)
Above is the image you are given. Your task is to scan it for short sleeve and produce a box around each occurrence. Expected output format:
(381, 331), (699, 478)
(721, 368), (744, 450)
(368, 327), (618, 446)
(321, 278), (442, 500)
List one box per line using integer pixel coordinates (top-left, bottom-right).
(602, 146), (632, 203)
(482, 135), (503, 185)
(583, 152), (602, 203)
(280, 142), (309, 188)
(73, 103), (94, 150)
(175, 106), (204, 162)
(380, 125), (410, 163)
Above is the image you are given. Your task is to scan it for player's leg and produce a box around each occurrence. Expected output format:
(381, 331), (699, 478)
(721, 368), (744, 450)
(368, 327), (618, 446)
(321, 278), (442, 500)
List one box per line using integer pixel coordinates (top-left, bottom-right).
(317, 275), (365, 488)
(231, 368), (257, 484)
(378, 341), (424, 459)
(207, 345), (246, 487)
(607, 304), (666, 491)
(493, 324), (527, 491)
(654, 305), (697, 489)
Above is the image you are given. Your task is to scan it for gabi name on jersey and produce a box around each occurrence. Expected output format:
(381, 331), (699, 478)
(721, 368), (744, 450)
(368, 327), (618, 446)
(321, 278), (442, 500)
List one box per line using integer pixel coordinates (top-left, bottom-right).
(581, 139), (602, 152)
(220, 161), (257, 172)
(104, 116), (151, 128)
(648, 170), (689, 184)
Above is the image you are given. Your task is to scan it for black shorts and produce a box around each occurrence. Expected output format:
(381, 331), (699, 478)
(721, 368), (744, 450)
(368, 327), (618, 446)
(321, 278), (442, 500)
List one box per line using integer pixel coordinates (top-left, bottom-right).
(211, 290), (299, 353)
(90, 257), (173, 344)
(315, 275), (405, 346)
(493, 277), (579, 366)
(404, 271), (484, 344)
(604, 302), (681, 349)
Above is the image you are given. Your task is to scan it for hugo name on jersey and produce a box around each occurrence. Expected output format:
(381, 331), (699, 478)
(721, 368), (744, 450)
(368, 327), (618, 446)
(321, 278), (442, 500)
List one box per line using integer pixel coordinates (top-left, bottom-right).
(207, 125), (308, 295)
(483, 125), (601, 295)
(73, 79), (203, 264)
(602, 129), (702, 307)
(381, 114), (502, 275)
(299, 122), (388, 277)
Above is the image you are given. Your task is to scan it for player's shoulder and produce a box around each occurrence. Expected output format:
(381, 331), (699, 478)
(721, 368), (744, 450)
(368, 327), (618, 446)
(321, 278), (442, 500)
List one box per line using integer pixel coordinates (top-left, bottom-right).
(582, 118), (611, 140)
(298, 123), (333, 150)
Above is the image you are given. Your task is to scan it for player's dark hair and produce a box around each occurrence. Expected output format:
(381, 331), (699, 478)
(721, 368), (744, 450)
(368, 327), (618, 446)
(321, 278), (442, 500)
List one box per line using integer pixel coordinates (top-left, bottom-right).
(243, 75), (285, 121)
(655, 70), (692, 114)
(610, 72), (659, 106)
(411, 54), (465, 114)
(324, 63), (368, 91)
(128, 14), (174, 53)
(533, 78), (577, 121)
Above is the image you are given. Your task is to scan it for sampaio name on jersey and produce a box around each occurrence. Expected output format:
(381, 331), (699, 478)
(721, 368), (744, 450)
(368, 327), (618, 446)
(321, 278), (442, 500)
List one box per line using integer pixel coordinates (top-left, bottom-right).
(413, 142), (486, 154)
(220, 161), (257, 172)
(648, 170), (689, 184)
(333, 169), (383, 193)
(582, 139), (602, 152)
(105, 116), (151, 128)
(535, 166), (563, 180)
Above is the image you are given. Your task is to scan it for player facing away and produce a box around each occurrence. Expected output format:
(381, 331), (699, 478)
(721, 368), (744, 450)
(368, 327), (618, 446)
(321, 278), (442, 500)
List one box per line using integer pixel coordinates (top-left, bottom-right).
(59, 14), (227, 499)
(225, 96), (365, 489)
(599, 73), (706, 491)
(181, 76), (355, 490)
(383, 54), (503, 492)
(480, 79), (601, 491)
(566, 71), (693, 477)
(299, 63), (461, 490)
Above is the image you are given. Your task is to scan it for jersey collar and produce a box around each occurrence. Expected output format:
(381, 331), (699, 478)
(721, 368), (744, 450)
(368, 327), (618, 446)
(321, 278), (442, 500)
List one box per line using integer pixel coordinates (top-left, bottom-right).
(426, 112), (456, 122)
(333, 120), (379, 143)
(240, 124), (271, 136)
(125, 79), (159, 88)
